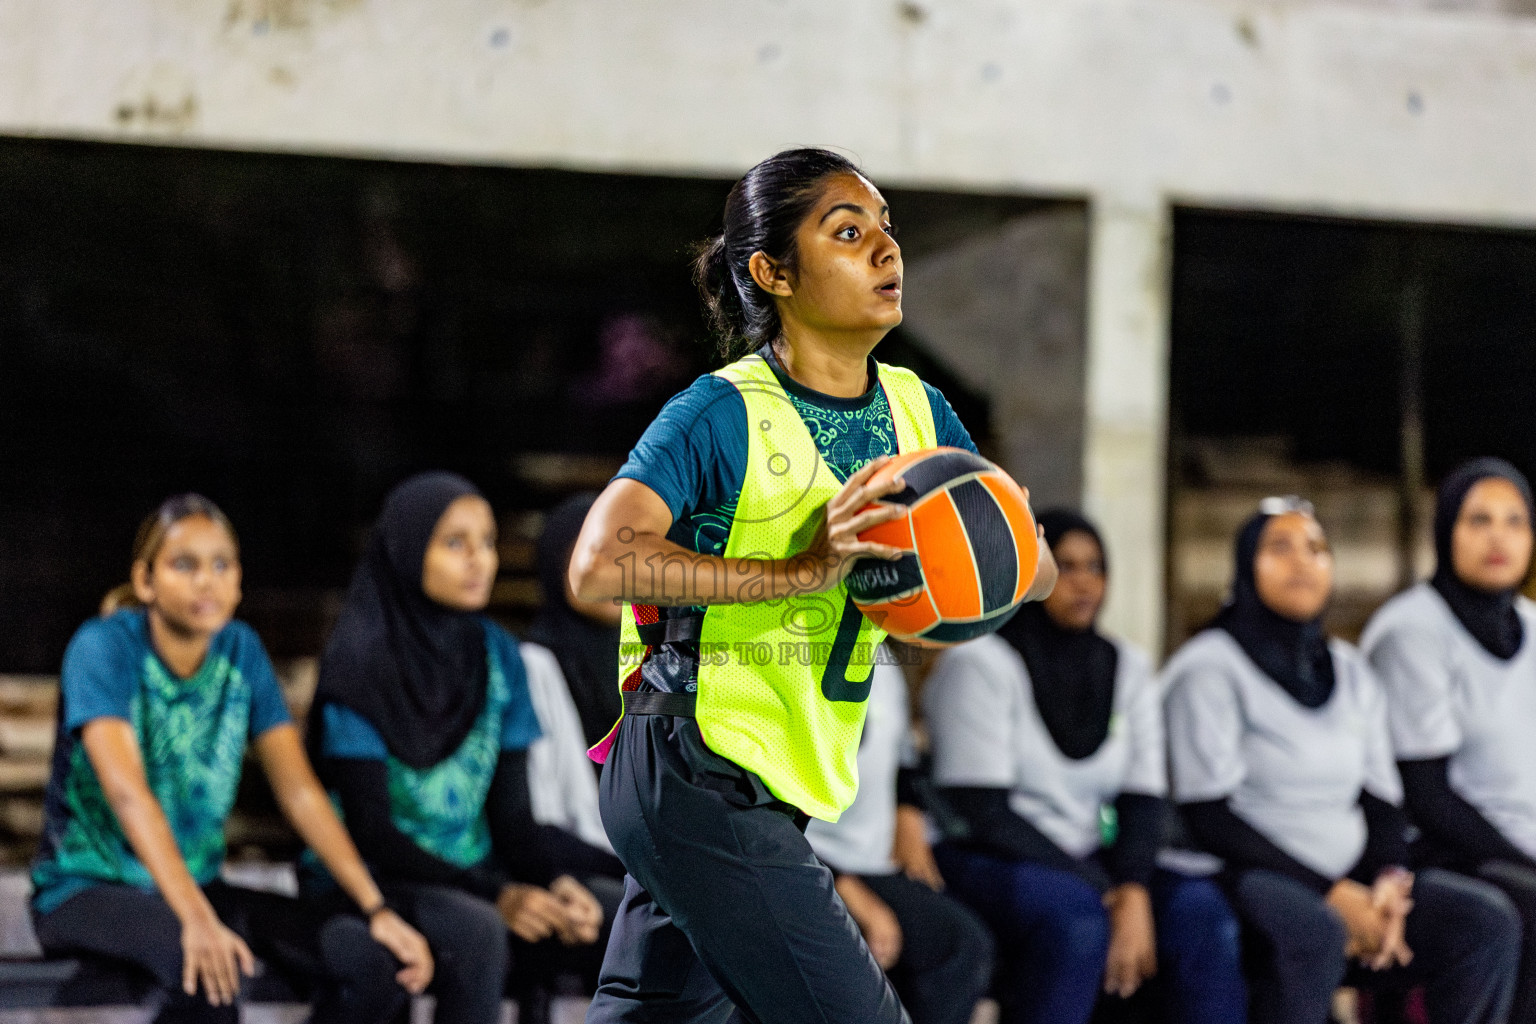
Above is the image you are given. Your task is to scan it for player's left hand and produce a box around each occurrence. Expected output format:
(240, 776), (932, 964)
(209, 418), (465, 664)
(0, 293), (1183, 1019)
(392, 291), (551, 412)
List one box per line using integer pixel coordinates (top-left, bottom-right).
(798, 456), (910, 590)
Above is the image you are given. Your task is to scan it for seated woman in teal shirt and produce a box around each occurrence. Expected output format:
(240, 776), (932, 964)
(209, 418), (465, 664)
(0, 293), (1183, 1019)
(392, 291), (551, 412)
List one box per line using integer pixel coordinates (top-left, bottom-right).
(308, 472), (620, 1024)
(31, 494), (432, 1024)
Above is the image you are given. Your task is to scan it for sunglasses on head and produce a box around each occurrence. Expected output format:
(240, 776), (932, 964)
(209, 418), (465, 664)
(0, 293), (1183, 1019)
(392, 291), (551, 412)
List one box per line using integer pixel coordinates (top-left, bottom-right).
(1257, 495), (1316, 518)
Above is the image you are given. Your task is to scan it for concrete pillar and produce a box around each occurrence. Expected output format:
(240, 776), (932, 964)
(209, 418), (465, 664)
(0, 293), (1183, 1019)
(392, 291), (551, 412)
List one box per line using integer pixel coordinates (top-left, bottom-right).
(1082, 195), (1172, 656)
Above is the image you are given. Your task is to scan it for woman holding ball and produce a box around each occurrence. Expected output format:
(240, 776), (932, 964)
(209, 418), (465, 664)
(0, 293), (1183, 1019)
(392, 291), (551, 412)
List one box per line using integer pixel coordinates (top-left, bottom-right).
(570, 148), (1055, 1023)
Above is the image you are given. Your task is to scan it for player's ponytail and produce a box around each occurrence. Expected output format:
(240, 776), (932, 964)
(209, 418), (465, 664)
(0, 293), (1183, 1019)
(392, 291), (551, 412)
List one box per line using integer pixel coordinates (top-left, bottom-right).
(691, 233), (746, 358)
(692, 148), (863, 363)
(100, 493), (239, 616)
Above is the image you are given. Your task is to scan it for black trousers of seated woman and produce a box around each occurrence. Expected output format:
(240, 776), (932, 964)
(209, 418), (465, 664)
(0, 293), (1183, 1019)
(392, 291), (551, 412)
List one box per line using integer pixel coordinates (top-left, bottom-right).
(374, 871), (623, 1024)
(1225, 867), (1518, 1024)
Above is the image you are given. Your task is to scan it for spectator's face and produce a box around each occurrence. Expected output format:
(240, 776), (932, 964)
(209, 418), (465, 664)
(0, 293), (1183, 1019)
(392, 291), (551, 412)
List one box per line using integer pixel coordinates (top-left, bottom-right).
(1252, 512), (1333, 623)
(421, 495), (498, 612)
(1452, 477), (1533, 594)
(1041, 530), (1106, 632)
(132, 515), (242, 638)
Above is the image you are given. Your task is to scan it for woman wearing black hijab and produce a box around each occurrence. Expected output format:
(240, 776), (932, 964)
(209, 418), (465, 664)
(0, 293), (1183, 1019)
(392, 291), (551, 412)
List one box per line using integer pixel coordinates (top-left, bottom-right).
(1363, 458), (1536, 1020)
(1166, 498), (1520, 1024)
(923, 510), (1246, 1024)
(306, 473), (620, 1024)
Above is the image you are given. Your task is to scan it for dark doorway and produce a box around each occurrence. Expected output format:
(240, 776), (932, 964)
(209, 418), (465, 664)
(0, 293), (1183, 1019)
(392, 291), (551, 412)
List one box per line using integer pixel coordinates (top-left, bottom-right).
(1167, 208), (1536, 643)
(0, 138), (1019, 671)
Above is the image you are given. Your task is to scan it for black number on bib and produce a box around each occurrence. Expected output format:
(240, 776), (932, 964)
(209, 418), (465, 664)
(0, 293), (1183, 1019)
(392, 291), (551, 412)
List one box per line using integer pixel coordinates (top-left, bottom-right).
(820, 594), (873, 703)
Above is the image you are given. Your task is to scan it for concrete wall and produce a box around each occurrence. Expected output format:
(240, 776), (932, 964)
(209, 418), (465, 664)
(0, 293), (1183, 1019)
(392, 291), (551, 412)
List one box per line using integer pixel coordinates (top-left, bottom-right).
(6, 0), (1536, 650)
(902, 206), (1090, 510)
(1243, 0), (1536, 17)
(7, 0), (1536, 222)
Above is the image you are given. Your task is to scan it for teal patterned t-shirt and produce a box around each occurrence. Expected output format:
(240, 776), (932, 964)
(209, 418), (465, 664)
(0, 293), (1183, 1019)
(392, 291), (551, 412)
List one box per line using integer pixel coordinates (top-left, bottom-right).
(616, 343), (977, 561)
(318, 621), (541, 868)
(31, 611), (291, 914)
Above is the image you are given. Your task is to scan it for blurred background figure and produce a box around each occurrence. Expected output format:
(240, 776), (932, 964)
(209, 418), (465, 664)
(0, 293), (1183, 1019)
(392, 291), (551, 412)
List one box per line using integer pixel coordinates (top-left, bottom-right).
(519, 492), (621, 889)
(305, 473), (619, 1024)
(1363, 459), (1536, 1023)
(1164, 500), (1520, 1024)
(525, 492), (624, 752)
(924, 510), (1246, 1024)
(32, 495), (431, 1024)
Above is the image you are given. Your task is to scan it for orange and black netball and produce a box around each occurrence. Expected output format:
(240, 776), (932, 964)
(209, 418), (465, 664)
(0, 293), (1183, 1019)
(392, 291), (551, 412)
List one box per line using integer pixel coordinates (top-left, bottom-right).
(846, 447), (1039, 647)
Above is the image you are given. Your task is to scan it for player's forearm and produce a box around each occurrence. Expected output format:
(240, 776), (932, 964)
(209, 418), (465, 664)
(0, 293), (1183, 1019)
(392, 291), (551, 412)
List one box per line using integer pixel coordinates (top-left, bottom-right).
(107, 786), (216, 922)
(571, 529), (830, 606)
(84, 721), (215, 924)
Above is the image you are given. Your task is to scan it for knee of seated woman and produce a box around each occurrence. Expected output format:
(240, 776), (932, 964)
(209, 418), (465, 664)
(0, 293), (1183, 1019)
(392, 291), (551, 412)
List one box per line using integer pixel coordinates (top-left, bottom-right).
(1422, 870), (1523, 957)
(1259, 900), (1347, 973)
(954, 902), (996, 969)
(940, 902), (996, 990)
(331, 938), (413, 1021)
(1034, 894), (1110, 962)
(1298, 906), (1348, 961)
(467, 898), (512, 954)
(417, 890), (510, 968)
(1480, 861), (1536, 922)
(1234, 870), (1347, 956)
(1154, 876), (1242, 960)
(319, 913), (406, 982)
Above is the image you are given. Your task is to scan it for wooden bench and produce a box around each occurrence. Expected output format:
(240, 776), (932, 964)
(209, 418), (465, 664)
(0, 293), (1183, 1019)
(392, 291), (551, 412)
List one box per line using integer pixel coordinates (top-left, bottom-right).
(0, 954), (303, 1010)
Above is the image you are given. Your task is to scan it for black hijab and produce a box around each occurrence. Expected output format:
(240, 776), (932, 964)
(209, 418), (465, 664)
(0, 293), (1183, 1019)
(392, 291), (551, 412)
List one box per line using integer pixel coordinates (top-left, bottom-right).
(314, 472), (490, 770)
(1431, 458), (1534, 661)
(1216, 502), (1335, 709)
(525, 492), (622, 748)
(996, 509), (1119, 760)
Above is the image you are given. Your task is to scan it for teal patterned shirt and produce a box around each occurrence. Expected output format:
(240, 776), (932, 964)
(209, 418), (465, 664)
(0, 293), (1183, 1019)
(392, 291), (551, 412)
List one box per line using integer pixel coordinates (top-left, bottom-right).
(615, 343), (977, 561)
(32, 611), (291, 914)
(318, 621), (541, 868)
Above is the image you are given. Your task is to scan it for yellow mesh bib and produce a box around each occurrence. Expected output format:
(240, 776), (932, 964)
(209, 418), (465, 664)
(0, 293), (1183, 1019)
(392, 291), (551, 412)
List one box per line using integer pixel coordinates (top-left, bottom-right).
(606, 353), (935, 821)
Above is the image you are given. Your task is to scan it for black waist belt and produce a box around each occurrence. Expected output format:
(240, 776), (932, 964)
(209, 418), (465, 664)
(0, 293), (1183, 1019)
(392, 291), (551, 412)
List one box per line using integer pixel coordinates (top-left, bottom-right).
(635, 615), (704, 646)
(623, 690), (697, 717)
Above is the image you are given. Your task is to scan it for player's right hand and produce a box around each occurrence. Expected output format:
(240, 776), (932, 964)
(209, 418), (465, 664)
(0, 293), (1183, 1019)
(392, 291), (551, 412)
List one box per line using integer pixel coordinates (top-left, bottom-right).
(798, 456), (910, 590)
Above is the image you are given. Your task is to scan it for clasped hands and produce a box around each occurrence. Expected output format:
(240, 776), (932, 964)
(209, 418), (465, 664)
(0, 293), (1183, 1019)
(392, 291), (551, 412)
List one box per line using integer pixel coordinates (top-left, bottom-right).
(1327, 870), (1415, 971)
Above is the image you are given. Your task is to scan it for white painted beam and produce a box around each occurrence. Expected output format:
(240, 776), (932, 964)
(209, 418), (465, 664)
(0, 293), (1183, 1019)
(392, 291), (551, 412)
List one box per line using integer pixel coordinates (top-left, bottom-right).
(2, 0), (1536, 228)
(1082, 195), (1172, 655)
